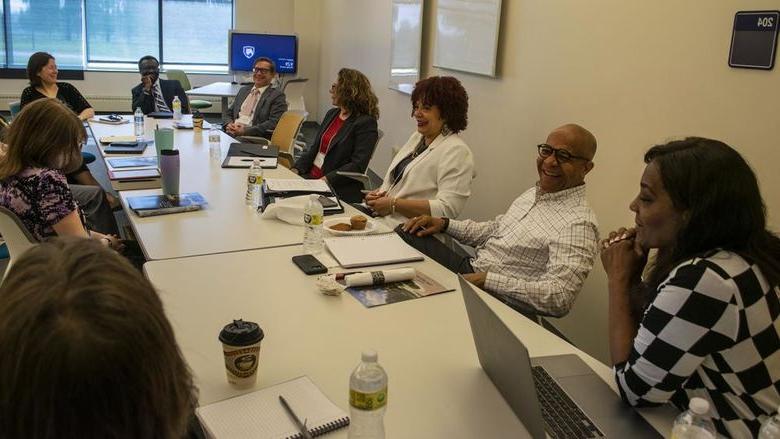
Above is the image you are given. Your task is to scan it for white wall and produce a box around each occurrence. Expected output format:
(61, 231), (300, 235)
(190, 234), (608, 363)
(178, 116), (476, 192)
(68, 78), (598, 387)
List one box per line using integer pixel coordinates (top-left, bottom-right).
(317, 0), (780, 363)
(0, 0), (320, 118)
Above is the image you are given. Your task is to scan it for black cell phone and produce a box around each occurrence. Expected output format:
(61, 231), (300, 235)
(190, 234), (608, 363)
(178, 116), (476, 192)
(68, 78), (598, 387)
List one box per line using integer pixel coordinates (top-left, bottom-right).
(291, 254), (327, 275)
(318, 195), (338, 209)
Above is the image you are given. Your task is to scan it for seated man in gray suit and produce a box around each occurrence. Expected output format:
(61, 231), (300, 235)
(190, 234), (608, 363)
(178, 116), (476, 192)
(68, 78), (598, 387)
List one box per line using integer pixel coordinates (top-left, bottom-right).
(224, 57), (288, 138)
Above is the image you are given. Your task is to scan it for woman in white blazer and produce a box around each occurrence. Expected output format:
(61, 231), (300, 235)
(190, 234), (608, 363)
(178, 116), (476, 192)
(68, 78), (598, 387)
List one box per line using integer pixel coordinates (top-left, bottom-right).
(365, 76), (474, 224)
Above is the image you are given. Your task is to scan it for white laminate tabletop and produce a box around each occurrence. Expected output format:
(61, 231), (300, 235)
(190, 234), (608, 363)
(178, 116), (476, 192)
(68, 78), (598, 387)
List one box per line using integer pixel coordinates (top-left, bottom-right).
(186, 81), (243, 98)
(88, 117), (366, 261)
(144, 246), (675, 438)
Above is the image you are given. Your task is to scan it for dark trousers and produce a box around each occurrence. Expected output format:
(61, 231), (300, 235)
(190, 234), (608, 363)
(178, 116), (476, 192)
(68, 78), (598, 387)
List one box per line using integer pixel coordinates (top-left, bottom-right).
(69, 184), (119, 236)
(395, 226), (475, 274)
(396, 226), (541, 323)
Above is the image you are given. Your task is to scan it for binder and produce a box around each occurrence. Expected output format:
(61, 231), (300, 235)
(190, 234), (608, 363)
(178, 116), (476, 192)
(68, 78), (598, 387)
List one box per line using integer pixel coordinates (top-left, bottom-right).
(221, 143), (279, 169)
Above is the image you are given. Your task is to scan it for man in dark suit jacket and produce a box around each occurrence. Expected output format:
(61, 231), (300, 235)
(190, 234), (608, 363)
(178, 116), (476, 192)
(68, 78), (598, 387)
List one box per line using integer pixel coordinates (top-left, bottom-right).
(224, 57), (287, 138)
(131, 55), (190, 115)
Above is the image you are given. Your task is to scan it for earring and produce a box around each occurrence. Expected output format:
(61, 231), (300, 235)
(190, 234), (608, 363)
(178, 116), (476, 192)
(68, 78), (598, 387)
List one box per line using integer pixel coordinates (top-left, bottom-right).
(441, 123), (452, 136)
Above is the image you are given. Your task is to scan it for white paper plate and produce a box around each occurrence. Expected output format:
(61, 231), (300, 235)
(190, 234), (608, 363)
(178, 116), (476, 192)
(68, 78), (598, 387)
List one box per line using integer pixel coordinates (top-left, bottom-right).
(323, 217), (376, 236)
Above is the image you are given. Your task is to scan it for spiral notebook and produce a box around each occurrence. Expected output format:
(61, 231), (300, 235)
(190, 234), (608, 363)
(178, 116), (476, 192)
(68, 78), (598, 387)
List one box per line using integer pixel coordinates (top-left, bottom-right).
(196, 376), (349, 439)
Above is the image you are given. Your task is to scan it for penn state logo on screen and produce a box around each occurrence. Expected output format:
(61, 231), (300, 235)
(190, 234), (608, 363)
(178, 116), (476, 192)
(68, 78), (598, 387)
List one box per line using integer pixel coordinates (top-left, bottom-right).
(242, 46), (255, 59)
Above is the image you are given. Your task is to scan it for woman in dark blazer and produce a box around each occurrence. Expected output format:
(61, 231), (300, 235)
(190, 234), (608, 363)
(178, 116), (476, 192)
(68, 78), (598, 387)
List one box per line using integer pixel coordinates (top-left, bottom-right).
(292, 68), (379, 203)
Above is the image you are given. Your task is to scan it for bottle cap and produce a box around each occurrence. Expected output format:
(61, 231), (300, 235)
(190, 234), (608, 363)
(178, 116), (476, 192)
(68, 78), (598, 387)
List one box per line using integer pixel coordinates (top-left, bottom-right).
(689, 397), (709, 415)
(361, 350), (378, 362)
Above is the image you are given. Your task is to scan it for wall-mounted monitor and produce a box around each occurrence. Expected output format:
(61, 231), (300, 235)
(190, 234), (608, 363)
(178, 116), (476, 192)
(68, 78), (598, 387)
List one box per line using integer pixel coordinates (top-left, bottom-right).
(228, 31), (298, 74)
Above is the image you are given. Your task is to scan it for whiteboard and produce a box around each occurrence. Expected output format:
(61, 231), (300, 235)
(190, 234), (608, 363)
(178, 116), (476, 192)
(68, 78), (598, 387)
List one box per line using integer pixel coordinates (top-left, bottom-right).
(433, 0), (502, 77)
(389, 0), (424, 95)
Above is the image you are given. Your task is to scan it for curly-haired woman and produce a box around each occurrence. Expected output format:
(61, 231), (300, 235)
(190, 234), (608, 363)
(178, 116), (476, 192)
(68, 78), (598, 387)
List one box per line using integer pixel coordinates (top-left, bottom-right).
(365, 76), (474, 223)
(293, 68), (379, 203)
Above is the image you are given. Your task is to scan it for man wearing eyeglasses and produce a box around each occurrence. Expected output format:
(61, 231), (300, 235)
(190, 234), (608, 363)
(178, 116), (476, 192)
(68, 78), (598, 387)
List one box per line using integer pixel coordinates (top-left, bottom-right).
(131, 55), (190, 115)
(399, 123), (599, 319)
(224, 57), (287, 138)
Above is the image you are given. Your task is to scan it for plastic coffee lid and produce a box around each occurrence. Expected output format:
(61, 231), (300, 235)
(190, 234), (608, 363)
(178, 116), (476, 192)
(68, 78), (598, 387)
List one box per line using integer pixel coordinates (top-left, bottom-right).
(361, 350), (378, 362)
(689, 397), (710, 414)
(219, 319), (264, 345)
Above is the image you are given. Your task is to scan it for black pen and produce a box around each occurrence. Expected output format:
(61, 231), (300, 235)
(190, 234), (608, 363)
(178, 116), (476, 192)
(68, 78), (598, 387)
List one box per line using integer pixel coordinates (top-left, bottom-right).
(279, 395), (313, 439)
(240, 149), (263, 157)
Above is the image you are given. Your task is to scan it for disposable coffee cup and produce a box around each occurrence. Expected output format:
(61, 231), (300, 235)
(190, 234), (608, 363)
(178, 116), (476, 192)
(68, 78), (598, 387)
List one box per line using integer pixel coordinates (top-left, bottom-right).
(192, 112), (204, 132)
(154, 127), (175, 156)
(219, 319), (264, 387)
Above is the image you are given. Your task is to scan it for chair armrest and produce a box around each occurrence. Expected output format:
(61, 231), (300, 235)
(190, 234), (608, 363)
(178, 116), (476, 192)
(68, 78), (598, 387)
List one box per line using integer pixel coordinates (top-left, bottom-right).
(238, 136), (271, 145)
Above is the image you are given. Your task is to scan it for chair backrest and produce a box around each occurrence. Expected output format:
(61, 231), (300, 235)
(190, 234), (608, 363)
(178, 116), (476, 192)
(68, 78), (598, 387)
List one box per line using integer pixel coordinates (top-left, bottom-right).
(8, 101), (21, 119)
(165, 69), (192, 91)
(0, 206), (38, 276)
(282, 78), (308, 113)
(0, 114), (10, 140)
(270, 110), (306, 156)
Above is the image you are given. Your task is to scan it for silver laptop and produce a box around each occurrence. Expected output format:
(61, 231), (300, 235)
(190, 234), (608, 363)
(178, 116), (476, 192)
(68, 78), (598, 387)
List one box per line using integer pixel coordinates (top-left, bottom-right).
(459, 277), (661, 439)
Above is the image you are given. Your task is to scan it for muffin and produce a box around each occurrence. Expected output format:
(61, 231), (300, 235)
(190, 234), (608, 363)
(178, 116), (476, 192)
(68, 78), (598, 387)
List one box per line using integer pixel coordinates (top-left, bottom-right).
(331, 223), (352, 232)
(350, 215), (368, 230)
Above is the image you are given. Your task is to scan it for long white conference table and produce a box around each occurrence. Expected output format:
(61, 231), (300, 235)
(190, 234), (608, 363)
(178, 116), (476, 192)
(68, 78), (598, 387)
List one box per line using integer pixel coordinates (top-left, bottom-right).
(144, 245), (676, 438)
(88, 116), (365, 260)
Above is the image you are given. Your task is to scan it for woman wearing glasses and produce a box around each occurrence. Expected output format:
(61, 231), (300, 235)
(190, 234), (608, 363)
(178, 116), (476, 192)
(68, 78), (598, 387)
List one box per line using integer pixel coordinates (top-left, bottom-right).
(224, 57), (288, 138)
(365, 76), (474, 224)
(601, 138), (780, 437)
(292, 68), (379, 203)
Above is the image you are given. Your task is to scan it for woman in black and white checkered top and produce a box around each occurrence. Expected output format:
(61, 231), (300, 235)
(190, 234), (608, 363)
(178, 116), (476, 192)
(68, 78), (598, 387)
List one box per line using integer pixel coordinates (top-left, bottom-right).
(601, 137), (780, 438)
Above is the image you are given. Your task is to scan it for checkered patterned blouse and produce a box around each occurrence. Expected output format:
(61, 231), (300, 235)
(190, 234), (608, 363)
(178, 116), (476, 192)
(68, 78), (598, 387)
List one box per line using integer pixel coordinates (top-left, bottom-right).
(614, 250), (780, 438)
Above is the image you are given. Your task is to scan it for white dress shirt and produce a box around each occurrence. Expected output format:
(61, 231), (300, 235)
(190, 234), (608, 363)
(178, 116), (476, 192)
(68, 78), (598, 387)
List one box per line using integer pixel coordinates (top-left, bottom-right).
(447, 184), (599, 317)
(236, 85), (268, 126)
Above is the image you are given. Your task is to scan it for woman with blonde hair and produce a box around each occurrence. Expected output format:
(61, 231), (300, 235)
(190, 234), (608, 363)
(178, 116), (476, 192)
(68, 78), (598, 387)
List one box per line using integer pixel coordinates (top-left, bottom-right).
(0, 98), (121, 249)
(293, 68), (379, 202)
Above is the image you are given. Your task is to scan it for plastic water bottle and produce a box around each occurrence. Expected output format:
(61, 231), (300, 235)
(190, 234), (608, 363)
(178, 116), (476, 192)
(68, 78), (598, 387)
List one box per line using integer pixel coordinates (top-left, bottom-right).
(302, 194), (324, 254)
(133, 107), (144, 141)
(671, 398), (716, 439)
(348, 350), (387, 439)
(244, 159), (263, 208)
(759, 406), (780, 438)
(172, 96), (182, 120)
(208, 127), (221, 160)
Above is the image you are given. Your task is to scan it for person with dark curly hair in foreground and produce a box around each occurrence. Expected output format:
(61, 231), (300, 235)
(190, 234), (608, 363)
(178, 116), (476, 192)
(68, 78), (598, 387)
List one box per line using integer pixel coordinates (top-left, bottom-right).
(0, 238), (199, 439)
(365, 76), (475, 224)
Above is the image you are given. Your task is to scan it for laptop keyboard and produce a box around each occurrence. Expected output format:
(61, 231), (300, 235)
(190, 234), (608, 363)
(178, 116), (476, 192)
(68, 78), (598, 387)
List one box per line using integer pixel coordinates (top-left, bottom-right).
(531, 366), (605, 438)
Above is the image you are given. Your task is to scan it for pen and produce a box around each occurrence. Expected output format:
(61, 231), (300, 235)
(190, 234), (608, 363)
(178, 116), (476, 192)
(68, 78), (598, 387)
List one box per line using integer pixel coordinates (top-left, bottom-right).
(240, 149), (263, 157)
(278, 395), (313, 439)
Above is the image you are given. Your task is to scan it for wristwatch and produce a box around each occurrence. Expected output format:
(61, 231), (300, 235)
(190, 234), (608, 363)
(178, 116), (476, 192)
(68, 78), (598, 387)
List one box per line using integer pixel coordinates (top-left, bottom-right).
(442, 217), (450, 231)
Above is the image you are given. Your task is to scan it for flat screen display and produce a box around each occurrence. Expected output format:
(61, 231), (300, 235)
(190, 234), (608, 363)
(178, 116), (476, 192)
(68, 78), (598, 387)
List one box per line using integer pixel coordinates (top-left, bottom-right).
(229, 32), (297, 74)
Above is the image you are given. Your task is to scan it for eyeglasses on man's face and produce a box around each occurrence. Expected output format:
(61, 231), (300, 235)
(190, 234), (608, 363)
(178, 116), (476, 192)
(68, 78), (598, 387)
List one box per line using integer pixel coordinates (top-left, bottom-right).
(253, 67), (272, 74)
(537, 144), (590, 163)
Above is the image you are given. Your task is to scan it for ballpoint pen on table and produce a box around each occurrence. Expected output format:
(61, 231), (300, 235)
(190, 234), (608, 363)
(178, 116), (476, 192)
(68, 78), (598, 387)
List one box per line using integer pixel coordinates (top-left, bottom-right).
(240, 149), (263, 157)
(279, 395), (314, 439)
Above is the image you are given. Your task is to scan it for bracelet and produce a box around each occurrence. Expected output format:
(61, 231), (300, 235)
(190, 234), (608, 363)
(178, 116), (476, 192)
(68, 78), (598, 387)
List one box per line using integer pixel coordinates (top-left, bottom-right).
(391, 197), (397, 214)
(442, 217), (450, 231)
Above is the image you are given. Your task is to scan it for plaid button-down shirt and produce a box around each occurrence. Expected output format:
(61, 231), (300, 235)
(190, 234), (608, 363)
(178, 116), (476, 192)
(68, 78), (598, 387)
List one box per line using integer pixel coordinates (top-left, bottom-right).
(448, 184), (599, 317)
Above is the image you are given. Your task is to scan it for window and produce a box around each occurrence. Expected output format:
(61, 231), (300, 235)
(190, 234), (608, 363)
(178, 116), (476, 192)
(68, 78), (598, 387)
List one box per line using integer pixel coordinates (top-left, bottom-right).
(0, 0), (233, 72)
(3, 0), (84, 68)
